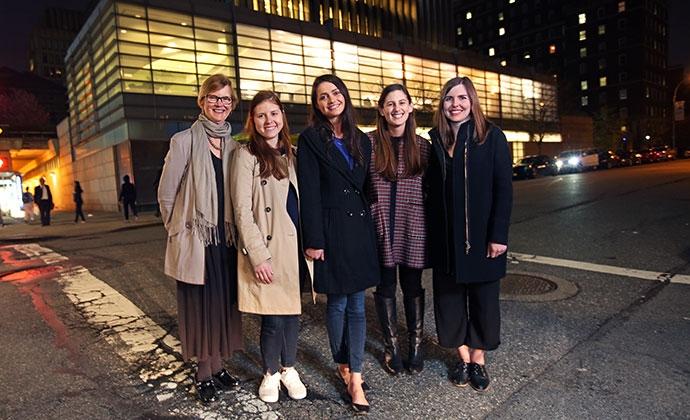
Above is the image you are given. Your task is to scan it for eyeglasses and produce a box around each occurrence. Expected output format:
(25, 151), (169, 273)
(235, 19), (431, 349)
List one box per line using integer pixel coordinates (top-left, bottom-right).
(205, 94), (233, 105)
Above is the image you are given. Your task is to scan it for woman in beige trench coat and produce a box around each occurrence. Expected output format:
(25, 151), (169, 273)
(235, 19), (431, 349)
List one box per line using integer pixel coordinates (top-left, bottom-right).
(231, 91), (313, 403)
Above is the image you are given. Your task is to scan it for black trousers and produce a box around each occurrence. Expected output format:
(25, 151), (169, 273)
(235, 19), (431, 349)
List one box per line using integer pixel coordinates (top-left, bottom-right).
(38, 200), (51, 225)
(433, 271), (501, 350)
(123, 199), (137, 220)
(75, 202), (85, 222)
(376, 265), (424, 298)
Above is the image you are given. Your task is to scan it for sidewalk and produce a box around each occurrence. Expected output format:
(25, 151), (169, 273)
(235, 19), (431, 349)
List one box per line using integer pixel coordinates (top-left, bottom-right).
(0, 210), (162, 243)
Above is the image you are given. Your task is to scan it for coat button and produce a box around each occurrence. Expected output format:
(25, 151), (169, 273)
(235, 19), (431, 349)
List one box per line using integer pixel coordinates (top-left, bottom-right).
(354, 189), (361, 195)
(359, 210), (366, 216)
(343, 188), (350, 194)
(185, 222), (192, 229)
(347, 212), (353, 217)
(266, 235), (272, 240)
(261, 180), (267, 186)
(265, 207), (271, 212)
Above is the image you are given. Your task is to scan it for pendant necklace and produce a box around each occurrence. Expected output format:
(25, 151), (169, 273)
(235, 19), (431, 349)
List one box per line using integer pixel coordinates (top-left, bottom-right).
(208, 137), (223, 151)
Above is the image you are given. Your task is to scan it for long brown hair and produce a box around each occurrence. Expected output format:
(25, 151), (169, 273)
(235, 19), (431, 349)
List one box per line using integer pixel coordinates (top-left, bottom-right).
(374, 84), (425, 181)
(245, 91), (294, 180)
(308, 74), (363, 164)
(433, 77), (489, 150)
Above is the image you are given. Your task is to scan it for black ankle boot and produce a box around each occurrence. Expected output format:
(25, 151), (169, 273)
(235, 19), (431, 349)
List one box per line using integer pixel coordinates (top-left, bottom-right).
(374, 292), (403, 375)
(403, 292), (425, 373)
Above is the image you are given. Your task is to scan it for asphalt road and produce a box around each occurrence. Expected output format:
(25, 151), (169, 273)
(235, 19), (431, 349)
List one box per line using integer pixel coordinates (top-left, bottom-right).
(1, 159), (689, 419)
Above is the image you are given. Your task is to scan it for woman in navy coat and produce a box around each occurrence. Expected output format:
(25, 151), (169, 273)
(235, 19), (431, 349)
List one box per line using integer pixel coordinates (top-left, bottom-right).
(426, 76), (512, 392)
(298, 74), (379, 414)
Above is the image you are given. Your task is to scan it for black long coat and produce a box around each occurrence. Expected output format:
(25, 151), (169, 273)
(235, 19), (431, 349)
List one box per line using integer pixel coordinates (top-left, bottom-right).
(426, 119), (513, 284)
(297, 126), (380, 294)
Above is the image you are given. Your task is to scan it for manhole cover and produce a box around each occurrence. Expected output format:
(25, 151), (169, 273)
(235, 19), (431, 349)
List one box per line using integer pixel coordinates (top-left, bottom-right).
(501, 273), (557, 295)
(500, 271), (578, 302)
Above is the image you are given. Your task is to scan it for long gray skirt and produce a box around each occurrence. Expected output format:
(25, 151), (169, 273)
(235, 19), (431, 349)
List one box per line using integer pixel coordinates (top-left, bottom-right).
(177, 244), (243, 362)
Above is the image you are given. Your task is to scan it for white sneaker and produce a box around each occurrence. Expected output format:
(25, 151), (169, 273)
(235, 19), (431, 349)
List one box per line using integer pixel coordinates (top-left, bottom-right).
(280, 367), (307, 400)
(258, 371), (280, 403)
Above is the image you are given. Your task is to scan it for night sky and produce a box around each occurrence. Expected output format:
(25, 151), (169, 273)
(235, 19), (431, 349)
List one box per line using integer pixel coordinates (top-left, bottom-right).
(0, 0), (688, 72)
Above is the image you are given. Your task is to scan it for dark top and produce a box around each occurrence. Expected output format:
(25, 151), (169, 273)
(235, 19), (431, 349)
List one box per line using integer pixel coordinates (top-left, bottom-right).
(297, 126), (380, 294)
(120, 182), (137, 202)
(426, 119), (513, 284)
(73, 188), (83, 204)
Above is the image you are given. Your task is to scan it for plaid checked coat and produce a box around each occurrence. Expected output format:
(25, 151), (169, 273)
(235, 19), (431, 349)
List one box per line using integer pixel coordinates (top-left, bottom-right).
(366, 132), (431, 269)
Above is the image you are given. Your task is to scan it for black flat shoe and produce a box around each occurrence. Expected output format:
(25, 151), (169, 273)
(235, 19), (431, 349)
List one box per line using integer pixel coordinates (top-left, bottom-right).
(213, 368), (240, 389)
(195, 379), (218, 403)
(449, 361), (470, 387)
(468, 363), (490, 392)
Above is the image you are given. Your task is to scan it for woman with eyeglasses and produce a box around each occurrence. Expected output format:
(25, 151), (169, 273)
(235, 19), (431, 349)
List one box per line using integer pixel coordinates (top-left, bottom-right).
(367, 84), (430, 375)
(231, 91), (313, 403)
(298, 74), (379, 414)
(426, 77), (512, 392)
(158, 74), (243, 403)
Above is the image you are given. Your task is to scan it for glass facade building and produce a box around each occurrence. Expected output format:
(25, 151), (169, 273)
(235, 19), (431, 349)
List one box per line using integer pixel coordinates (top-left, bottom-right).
(64, 0), (559, 210)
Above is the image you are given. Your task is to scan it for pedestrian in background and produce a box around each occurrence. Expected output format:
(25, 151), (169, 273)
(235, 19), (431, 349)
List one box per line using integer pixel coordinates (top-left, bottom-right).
(74, 181), (86, 223)
(232, 91), (313, 403)
(119, 175), (138, 221)
(22, 186), (35, 223)
(426, 77), (512, 392)
(34, 177), (53, 226)
(298, 74), (379, 414)
(157, 74), (243, 404)
(366, 84), (430, 375)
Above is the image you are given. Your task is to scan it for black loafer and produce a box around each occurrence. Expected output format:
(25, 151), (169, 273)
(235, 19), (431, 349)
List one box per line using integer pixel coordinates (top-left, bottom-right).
(213, 368), (240, 389)
(449, 361), (470, 387)
(468, 363), (490, 392)
(195, 379), (218, 403)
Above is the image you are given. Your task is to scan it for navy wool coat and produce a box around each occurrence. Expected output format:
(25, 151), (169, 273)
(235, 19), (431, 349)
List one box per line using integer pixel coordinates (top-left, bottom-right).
(426, 119), (513, 284)
(297, 126), (380, 294)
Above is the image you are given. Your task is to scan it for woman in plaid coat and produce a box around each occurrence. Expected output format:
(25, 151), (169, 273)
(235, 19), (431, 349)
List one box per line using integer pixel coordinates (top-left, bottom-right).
(367, 84), (430, 375)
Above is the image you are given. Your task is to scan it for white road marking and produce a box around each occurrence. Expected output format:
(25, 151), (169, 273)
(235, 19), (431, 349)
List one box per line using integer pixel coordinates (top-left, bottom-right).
(510, 252), (690, 285)
(13, 243), (278, 419)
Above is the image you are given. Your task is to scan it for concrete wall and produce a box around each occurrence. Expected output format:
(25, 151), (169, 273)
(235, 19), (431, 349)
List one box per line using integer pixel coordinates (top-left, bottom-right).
(73, 147), (120, 212)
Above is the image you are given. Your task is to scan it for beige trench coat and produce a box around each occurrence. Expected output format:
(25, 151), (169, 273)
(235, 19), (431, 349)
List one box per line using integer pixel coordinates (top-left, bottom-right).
(158, 128), (238, 285)
(231, 146), (314, 315)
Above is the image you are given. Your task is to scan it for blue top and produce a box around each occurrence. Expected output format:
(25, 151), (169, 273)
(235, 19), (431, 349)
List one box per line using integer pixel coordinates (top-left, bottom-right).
(333, 136), (355, 170)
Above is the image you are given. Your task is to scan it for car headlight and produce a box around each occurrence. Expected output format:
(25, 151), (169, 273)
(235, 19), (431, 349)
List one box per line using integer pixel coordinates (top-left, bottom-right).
(556, 160), (563, 168)
(568, 157), (580, 166)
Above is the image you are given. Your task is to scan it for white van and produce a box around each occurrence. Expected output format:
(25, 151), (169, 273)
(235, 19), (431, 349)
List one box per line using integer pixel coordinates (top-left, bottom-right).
(555, 149), (599, 173)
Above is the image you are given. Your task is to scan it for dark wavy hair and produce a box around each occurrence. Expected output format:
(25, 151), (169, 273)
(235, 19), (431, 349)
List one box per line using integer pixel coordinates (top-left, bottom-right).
(245, 91), (294, 180)
(374, 84), (425, 181)
(308, 74), (363, 164)
(433, 77), (489, 150)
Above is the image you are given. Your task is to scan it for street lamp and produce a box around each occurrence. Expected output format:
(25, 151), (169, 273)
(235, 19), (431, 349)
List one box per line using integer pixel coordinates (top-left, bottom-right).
(672, 75), (690, 150)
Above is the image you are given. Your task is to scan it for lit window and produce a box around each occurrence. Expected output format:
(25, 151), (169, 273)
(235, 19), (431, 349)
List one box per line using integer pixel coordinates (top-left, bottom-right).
(581, 96), (588, 106)
(457, 26), (462, 35)
(580, 47), (587, 58)
(599, 76), (607, 87)
(500, 60), (507, 67)
(579, 30), (586, 41)
(524, 53), (531, 59)
(509, 0), (516, 3)
(578, 13), (586, 24)
(499, 12), (504, 21)
(548, 44), (556, 54)
(468, 37), (473, 46)
(619, 89), (627, 100)
(581, 80), (588, 90)
(466, 11), (472, 20)
(489, 47), (496, 56)
(499, 27), (506, 36)
(598, 24), (606, 35)
(618, 1), (626, 12)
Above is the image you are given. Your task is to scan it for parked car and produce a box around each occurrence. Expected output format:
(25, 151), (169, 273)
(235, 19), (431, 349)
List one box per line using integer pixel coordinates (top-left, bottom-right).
(555, 149), (599, 173)
(651, 145), (677, 161)
(616, 149), (642, 166)
(596, 149), (621, 169)
(636, 148), (657, 164)
(513, 155), (558, 179)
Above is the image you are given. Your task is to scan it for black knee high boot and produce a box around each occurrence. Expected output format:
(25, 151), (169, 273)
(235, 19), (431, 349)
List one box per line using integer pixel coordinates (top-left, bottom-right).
(404, 291), (425, 373)
(374, 292), (403, 375)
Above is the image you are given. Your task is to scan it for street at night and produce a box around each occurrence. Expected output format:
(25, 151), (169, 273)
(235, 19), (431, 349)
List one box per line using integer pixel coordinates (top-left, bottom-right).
(2, 160), (688, 419)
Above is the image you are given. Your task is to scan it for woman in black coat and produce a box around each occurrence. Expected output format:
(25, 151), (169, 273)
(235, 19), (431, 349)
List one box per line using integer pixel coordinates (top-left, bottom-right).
(73, 181), (86, 223)
(426, 77), (512, 392)
(298, 74), (379, 414)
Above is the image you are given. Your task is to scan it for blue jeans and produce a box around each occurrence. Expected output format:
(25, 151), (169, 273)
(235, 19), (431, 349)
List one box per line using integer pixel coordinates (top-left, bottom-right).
(326, 291), (366, 373)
